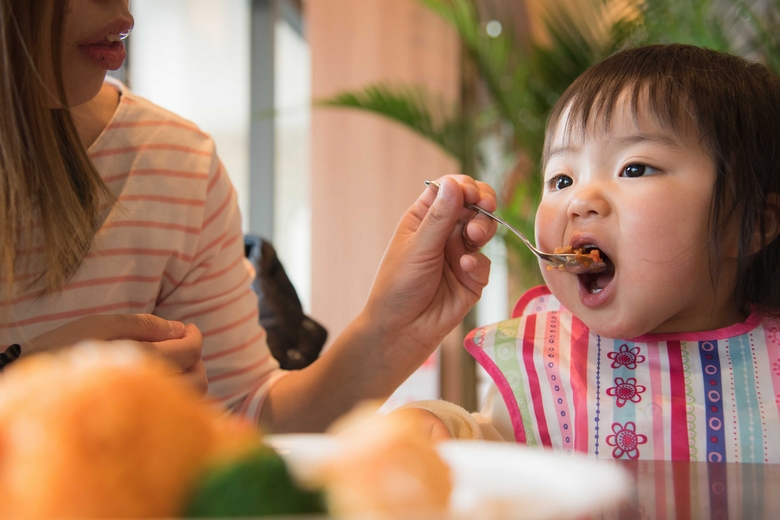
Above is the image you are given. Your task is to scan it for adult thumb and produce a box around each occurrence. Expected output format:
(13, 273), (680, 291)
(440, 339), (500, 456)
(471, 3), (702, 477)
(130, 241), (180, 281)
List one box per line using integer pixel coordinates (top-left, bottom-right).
(112, 314), (187, 342)
(414, 177), (463, 253)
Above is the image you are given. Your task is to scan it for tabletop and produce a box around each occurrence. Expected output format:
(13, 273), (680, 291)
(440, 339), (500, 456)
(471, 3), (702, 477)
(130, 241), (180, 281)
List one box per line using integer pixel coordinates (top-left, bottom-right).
(268, 434), (780, 519)
(600, 461), (780, 519)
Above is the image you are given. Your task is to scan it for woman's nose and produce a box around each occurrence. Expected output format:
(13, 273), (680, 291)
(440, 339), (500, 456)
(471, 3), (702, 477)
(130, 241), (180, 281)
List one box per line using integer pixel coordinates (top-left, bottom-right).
(567, 184), (611, 221)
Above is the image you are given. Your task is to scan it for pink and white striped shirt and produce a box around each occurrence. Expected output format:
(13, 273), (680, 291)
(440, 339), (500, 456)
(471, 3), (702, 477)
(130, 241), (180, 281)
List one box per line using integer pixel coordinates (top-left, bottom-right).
(464, 286), (780, 462)
(0, 80), (285, 422)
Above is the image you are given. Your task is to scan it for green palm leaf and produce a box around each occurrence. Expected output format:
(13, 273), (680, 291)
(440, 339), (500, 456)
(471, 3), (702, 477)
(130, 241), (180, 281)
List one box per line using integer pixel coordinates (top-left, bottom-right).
(736, 0), (780, 73)
(641, 0), (731, 50)
(318, 85), (473, 171)
(418, 0), (522, 127)
(317, 0), (780, 289)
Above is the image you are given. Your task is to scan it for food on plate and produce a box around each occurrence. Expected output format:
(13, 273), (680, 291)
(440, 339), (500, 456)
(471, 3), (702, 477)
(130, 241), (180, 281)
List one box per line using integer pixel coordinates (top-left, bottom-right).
(0, 347), (451, 519)
(185, 447), (326, 517)
(319, 403), (452, 519)
(0, 342), (260, 519)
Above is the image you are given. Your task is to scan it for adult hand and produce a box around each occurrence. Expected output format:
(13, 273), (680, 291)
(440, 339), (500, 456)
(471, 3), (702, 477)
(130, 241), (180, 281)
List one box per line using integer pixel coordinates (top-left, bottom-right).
(262, 175), (496, 432)
(21, 314), (207, 396)
(362, 175), (497, 366)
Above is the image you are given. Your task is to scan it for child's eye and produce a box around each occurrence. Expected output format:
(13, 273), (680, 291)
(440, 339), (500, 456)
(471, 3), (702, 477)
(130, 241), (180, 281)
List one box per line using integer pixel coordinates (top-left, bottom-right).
(547, 174), (573, 191)
(621, 163), (659, 178)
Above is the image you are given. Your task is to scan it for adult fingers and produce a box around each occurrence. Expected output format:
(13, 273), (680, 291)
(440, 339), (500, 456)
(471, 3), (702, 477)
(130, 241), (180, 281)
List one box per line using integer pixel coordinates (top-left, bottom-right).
(21, 313), (187, 357)
(469, 179), (497, 211)
(434, 175), (494, 211)
(97, 314), (187, 342)
(146, 324), (203, 372)
(459, 252), (492, 288)
(459, 179), (497, 248)
(182, 359), (209, 398)
(463, 212), (498, 250)
(412, 176), (465, 253)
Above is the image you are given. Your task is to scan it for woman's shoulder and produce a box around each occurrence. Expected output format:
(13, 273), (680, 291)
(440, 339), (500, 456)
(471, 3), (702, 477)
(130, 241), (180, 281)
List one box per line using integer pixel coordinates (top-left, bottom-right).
(89, 79), (225, 200)
(95, 78), (216, 154)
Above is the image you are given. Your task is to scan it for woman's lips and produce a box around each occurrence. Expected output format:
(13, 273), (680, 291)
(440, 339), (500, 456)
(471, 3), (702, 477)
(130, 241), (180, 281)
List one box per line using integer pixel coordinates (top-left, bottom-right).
(78, 40), (127, 70)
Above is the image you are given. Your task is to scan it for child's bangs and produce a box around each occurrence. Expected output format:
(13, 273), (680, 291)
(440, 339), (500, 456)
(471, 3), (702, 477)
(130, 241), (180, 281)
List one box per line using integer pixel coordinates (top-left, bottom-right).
(543, 67), (701, 165)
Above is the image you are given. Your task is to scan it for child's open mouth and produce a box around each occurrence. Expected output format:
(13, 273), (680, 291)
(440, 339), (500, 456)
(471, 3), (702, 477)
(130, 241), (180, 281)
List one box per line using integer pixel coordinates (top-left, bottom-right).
(576, 247), (615, 300)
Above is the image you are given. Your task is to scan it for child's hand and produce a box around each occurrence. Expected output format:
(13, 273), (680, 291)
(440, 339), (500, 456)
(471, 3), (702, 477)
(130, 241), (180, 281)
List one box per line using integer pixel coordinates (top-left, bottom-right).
(21, 314), (207, 396)
(360, 175), (497, 370)
(386, 408), (453, 442)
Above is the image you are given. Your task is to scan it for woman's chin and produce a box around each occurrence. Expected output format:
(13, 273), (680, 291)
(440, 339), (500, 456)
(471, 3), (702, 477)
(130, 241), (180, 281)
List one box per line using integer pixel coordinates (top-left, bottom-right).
(64, 66), (107, 107)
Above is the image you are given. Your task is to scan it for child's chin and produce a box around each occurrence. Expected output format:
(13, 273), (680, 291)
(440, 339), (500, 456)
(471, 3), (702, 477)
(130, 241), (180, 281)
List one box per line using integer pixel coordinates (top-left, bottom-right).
(580, 316), (648, 341)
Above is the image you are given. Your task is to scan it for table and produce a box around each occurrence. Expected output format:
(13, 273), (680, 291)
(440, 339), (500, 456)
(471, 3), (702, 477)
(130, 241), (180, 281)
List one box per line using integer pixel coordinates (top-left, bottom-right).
(600, 461), (780, 519)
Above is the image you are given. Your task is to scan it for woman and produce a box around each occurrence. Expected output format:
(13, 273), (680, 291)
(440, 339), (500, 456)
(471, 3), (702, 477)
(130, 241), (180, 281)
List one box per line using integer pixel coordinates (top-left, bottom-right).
(0, 0), (497, 432)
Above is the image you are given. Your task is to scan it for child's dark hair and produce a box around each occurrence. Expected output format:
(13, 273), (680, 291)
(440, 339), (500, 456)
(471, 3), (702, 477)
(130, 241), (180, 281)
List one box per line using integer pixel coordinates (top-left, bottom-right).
(544, 43), (780, 311)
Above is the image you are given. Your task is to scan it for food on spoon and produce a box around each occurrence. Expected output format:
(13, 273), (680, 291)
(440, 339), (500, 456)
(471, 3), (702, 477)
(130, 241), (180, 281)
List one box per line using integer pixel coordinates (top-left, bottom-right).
(319, 403), (452, 519)
(553, 245), (603, 265)
(546, 246), (604, 270)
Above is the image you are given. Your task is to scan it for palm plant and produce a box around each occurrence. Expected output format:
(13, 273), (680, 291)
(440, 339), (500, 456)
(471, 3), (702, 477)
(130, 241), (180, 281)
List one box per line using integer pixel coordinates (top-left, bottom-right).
(320, 0), (780, 287)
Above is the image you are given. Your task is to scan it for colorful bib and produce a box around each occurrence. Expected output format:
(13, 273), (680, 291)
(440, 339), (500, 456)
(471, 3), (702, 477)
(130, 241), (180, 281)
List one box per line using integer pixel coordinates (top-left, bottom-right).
(465, 286), (780, 462)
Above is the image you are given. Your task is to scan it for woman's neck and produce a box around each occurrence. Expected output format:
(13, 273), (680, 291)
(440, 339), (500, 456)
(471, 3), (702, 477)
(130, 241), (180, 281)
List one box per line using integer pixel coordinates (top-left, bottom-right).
(70, 81), (120, 149)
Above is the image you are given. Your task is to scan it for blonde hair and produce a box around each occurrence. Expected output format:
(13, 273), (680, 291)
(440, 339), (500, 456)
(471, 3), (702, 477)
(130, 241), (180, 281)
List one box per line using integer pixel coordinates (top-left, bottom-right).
(0, 0), (113, 296)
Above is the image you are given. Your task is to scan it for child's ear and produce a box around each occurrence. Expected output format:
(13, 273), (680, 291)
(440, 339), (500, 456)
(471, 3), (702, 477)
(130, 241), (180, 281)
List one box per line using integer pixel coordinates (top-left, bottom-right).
(748, 192), (780, 255)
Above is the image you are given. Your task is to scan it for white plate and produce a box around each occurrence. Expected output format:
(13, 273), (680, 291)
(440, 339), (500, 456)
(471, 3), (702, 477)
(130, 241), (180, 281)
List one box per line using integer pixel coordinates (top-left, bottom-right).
(266, 434), (630, 520)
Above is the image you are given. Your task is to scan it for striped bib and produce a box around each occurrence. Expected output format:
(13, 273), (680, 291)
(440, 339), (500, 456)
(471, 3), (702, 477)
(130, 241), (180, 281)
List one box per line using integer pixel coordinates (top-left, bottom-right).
(465, 286), (780, 462)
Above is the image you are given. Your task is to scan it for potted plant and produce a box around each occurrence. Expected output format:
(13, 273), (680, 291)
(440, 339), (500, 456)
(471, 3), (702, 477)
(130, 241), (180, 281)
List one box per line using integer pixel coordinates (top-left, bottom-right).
(320, 0), (779, 294)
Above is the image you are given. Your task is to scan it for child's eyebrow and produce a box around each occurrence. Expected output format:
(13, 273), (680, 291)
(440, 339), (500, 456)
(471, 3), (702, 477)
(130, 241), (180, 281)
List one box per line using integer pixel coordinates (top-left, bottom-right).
(546, 144), (578, 161)
(614, 133), (683, 149)
(545, 133), (683, 162)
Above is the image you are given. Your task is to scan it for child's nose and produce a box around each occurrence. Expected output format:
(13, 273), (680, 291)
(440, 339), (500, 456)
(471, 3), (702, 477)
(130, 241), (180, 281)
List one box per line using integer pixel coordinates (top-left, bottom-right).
(567, 184), (611, 221)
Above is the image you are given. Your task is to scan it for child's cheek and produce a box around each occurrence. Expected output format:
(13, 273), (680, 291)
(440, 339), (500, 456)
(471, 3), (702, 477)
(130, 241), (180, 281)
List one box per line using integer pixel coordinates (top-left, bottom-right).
(540, 261), (565, 291)
(534, 202), (561, 253)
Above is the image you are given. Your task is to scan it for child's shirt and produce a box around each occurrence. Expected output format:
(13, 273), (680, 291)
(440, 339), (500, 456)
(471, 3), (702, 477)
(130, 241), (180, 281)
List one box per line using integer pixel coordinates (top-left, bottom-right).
(409, 286), (780, 462)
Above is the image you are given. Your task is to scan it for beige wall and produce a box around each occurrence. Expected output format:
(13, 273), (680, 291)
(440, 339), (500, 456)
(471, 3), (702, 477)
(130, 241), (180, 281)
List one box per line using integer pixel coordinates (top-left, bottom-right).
(308, 0), (461, 341)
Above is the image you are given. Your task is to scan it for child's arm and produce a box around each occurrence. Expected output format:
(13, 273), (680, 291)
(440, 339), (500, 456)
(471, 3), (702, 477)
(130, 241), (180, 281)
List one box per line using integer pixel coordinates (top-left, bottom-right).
(389, 388), (515, 442)
(393, 401), (482, 440)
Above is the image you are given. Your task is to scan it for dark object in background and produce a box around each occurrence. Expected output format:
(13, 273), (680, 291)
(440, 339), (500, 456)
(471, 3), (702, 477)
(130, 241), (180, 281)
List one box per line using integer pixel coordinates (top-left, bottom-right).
(244, 236), (327, 370)
(0, 343), (21, 371)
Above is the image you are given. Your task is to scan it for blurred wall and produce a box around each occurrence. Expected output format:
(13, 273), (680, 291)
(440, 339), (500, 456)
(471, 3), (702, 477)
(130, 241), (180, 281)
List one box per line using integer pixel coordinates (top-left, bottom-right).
(128, 0), (251, 230)
(308, 0), (461, 341)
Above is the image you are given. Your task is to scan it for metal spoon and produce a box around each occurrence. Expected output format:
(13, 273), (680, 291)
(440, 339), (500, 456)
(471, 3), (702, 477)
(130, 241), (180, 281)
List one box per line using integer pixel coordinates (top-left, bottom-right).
(424, 180), (607, 274)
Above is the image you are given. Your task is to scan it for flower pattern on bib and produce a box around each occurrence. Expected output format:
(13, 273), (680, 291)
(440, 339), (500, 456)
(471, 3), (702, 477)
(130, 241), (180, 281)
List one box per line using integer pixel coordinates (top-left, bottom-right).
(607, 422), (647, 460)
(465, 286), (780, 462)
(608, 344), (646, 370)
(606, 377), (646, 407)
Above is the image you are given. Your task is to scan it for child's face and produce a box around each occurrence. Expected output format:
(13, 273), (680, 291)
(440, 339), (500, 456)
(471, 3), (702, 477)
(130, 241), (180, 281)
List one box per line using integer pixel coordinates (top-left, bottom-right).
(43, 0), (133, 107)
(536, 94), (741, 338)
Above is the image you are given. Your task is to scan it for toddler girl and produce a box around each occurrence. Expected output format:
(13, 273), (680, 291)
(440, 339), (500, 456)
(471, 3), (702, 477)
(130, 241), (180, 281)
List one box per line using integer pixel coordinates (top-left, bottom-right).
(402, 44), (780, 463)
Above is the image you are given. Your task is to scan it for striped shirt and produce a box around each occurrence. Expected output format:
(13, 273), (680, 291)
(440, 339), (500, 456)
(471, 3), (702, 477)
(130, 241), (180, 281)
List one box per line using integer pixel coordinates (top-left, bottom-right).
(464, 286), (780, 462)
(0, 80), (285, 422)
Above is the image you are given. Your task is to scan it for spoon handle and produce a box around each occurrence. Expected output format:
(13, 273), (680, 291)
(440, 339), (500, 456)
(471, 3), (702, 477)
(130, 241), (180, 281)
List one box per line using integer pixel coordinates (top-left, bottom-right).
(423, 180), (607, 274)
(424, 180), (541, 255)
